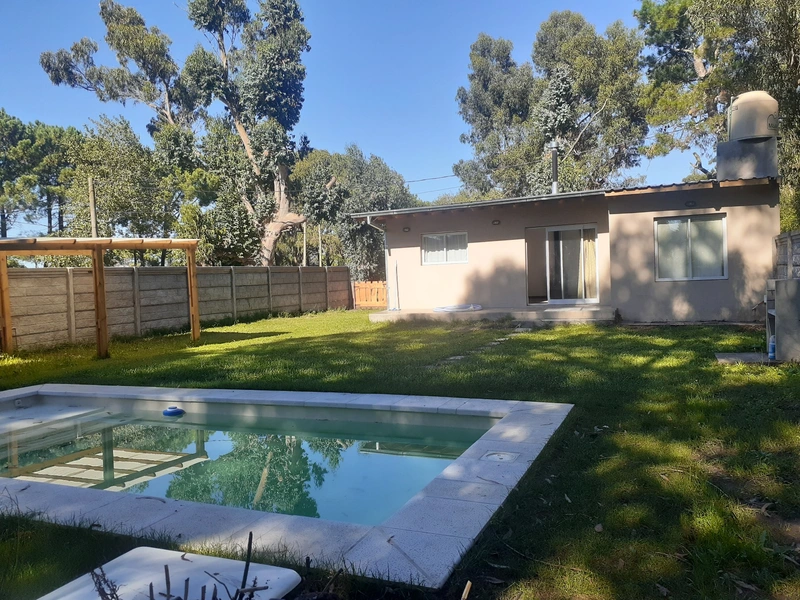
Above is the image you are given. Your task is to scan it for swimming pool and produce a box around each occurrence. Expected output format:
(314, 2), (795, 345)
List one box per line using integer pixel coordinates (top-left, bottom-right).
(3, 411), (481, 526)
(0, 384), (572, 588)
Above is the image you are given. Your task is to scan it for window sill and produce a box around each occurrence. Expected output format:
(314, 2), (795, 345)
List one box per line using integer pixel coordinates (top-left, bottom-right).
(655, 276), (728, 282)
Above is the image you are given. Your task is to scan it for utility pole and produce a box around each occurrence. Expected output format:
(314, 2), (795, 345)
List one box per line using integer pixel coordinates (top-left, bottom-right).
(88, 176), (98, 237)
(318, 223), (323, 266)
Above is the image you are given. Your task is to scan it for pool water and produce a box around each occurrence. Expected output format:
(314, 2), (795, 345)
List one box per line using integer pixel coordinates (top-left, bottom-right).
(1, 414), (481, 525)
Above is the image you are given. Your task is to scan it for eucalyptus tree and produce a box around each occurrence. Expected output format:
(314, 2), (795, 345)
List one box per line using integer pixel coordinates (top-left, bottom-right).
(40, 0), (197, 133)
(181, 0), (311, 264)
(455, 12), (648, 197)
(41, 0), (312, 264)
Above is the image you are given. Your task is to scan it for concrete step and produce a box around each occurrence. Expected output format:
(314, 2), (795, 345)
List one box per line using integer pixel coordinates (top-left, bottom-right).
(369, 306), (616, 324)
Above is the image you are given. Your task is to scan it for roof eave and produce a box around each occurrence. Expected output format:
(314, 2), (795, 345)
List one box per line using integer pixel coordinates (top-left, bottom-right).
(349, 189), (606, 221)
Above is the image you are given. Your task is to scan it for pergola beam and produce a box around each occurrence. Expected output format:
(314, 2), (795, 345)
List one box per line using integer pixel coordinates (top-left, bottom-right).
(0, 237), (198, 252)
(0, 237), (201, 358)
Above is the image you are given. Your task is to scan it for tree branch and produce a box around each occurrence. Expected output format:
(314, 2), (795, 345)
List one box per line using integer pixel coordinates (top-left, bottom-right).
(564, 98), (609, 160)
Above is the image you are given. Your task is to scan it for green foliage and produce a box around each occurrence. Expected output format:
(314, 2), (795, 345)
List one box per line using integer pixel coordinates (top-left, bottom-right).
(455, 12), (647, 197)
(0, 109), (35, 237)
(25, 123), (82, 235)
(779, 185), (800, 233)
(177, 197), (261, 266)
(431, 188), (504, 206)
(291, 146), (420, 279)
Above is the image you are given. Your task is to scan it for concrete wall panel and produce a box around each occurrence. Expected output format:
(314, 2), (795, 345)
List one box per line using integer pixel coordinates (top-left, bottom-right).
(3, 266), (349, 349)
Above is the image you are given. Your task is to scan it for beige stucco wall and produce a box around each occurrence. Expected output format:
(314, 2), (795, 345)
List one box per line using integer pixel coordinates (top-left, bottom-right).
(608, 184), (780, 322)
(383, 196), (611, 310)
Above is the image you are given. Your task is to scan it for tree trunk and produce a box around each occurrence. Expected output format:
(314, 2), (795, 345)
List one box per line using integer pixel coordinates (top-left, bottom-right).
(58, 195), (65, 232)
(0, 208), (7, 238)
(258, 165), (306, 266)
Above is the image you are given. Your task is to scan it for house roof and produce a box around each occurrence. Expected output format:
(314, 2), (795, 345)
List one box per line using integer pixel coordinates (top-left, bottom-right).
(349, 177), (777, 221)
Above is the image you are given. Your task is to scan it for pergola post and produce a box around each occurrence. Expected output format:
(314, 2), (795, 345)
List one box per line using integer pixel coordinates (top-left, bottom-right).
(0, 237), (201, 355)
(91, 246), (110, 359)
(186, 246), (201, 341)
(0, 254), (13, 353)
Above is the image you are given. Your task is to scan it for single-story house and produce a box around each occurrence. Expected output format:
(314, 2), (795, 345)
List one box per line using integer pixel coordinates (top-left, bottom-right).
(353, 92), (784, 324)
(352, 177), (780, 323)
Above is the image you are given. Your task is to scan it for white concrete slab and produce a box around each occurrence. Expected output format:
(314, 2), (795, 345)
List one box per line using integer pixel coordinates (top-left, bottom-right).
(37, 546), (301, 600)
(420, 477), (509, 506)
(78, 494), (187, 535)
(459, 439), (547, 463)
(438, 457), (531, 488)
(480, 411), (564, 444)
(148, 502), (266, 546)
(0, 479), (124, 522)
(344, 526), (469, 588)
(346, 393), (407, 409)
(391, 395), (451, 413)
(383, 495), (495, 538)
(230, 513), (371, 563)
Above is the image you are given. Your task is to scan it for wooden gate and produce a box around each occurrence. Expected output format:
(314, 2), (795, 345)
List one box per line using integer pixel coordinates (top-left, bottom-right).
(352, 281), (387, 309)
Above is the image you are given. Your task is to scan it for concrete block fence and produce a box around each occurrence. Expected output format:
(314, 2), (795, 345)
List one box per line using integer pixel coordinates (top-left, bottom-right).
(2, 266), (351, 350)
(775, 231), (800, 280)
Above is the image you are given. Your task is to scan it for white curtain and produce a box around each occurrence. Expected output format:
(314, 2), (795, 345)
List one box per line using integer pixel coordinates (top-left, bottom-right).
(691, 218), (725, 278)
(445, 233), (468, 263)
(583, 228), (597, 299)
(422, 234), (446, 264)
(657, 220), (690, 279)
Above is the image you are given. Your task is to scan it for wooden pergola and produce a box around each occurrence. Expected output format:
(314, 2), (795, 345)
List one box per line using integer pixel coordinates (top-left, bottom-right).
(0, 237), (201, 359)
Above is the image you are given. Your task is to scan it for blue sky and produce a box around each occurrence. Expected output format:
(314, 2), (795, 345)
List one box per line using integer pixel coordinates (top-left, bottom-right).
(0, 0), (693, 220)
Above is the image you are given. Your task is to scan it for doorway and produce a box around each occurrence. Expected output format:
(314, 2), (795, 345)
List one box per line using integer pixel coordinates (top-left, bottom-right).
(526, 224), (598, 304)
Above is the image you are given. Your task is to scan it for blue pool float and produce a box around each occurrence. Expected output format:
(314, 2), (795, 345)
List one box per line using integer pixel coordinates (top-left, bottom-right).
(162, 406), (185, 417)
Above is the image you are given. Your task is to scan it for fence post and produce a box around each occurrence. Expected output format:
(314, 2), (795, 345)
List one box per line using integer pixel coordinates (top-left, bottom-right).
(132, 267), (141, 336)
(324, 266), (330, 310)
(230, 266), (237, 321)
(298, 266), (304, 312)
(267, 267), (273, 313)
(66, 268), (76, 343)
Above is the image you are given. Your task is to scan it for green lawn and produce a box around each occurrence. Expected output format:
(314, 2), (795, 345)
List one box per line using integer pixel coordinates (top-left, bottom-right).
(1, 311), (799, 600)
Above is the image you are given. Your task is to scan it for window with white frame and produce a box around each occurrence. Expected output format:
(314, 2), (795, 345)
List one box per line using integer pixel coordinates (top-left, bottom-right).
(422, 232), (468, 265)
(655, 215), (727, 280)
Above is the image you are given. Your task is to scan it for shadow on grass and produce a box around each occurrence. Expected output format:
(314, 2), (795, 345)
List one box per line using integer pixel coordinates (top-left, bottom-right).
(2, 316), (799, 599)
(436, 325), (800, 600)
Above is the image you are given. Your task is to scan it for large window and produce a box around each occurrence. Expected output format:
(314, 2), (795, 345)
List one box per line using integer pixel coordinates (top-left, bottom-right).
(655, 215), (727, 281)
(422, 232), (468, 265)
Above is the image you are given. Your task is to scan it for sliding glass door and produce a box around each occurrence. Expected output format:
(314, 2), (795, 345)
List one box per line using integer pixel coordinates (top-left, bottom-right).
(546, 226), (598, 303)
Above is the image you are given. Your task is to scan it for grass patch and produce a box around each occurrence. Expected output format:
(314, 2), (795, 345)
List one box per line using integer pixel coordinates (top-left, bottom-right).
(1, 312), (799, 599)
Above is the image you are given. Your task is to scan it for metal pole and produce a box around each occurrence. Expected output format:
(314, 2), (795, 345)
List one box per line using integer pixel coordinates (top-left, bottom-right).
(550, 141), (559, 195)
(88, 176), (98, 237)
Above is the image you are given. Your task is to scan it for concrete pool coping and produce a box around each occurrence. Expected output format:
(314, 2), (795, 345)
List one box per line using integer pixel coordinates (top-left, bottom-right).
(0, 384), (573, 589)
